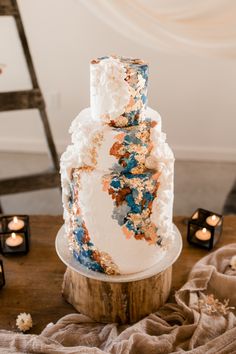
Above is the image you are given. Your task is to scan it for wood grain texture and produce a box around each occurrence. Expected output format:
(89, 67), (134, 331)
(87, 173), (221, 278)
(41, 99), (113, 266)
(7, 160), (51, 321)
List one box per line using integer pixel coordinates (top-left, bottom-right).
(0, 90), (44, 112)
(62, 266), (172, 324)
(0, 171), (60, 195)
(0, 0), (17, 16)
(12, 0), (39, 89)
(0, 216), (235, 333)
(0, 0), (60, 204)
(0, 216), (74, 334)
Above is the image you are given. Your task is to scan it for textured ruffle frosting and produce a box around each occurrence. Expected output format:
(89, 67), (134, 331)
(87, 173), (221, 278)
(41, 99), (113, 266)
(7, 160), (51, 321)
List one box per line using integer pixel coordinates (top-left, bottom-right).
(90, 56), (148, 127)
(90, 57), (130, 122)
(62, 107), (162, 182)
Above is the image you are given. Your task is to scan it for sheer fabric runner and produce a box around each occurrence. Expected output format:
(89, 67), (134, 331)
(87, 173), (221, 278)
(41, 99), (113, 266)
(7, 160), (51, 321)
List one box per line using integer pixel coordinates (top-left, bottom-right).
(80, 0), (236, 58)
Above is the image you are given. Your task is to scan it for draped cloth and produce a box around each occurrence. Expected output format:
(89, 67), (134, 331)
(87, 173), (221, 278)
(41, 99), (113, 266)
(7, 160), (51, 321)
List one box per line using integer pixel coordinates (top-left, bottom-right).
(80, 0), (236, 58)
(0, 243), (236, 353)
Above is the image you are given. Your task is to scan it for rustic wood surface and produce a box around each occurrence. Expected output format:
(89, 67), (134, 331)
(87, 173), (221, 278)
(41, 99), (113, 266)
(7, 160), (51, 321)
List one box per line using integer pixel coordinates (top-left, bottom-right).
(0, 170), (60, 196)
(0, 90), (44, 112)
(62, 265), (172, 324)
(0, 0), (17, 16)
(0, 215), (235, 334)
(0, 0), (60, 205)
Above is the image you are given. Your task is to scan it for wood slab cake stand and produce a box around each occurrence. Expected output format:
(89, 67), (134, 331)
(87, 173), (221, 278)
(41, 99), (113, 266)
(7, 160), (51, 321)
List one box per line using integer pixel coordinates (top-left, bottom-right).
(56, 224), (182, 324)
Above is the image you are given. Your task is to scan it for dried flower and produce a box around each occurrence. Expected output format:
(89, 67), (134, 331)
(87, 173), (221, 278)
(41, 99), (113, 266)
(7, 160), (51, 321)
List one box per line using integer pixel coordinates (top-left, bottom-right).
(229, 255), (236, 270)
(16, 313), (33, 332)
(198, 294), (235, 316)
(145, 155), (158, 170)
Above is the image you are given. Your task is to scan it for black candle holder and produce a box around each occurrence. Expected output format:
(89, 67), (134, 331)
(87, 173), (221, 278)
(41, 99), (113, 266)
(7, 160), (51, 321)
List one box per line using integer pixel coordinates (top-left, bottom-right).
(0, 259), (5, 288)
(0, 215), (30, 255)
(187, 208), (223, 250)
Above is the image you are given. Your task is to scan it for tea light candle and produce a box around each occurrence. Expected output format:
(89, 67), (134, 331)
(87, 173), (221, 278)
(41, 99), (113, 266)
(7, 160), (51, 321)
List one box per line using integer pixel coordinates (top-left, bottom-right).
(206, 214), (220, 227)
(192, 211), (199, 219)
(195, 228), (211, 241)
(5, 233), (23, 247)
(8, 216), (25, 231)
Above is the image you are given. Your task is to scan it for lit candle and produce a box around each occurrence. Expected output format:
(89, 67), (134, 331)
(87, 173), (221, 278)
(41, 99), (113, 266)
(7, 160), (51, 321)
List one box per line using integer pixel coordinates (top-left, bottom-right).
(8, 216), (25, 231)
(195, 228), (211, 241)
(192, 211), (199, 219)
(5, 233), (23, 247)
(206, 214), (220, 227)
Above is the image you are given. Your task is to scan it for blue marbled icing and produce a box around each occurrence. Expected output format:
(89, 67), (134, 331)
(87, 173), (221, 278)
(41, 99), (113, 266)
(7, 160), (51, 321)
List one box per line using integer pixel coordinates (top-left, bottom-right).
(72, 226), (105, 273)
(68, 177), (106, 273)
(73, 249), (104, 273)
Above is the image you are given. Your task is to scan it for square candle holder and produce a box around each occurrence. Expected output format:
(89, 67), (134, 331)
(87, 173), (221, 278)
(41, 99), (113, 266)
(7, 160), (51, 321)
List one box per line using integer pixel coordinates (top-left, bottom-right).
(0, 259), (5, 288)
(187, 208), (223, 250)
(0, 215), (30, 255)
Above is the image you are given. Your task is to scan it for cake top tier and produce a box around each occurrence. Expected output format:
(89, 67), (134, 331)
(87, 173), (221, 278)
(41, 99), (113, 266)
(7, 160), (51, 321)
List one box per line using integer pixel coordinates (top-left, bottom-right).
(90, 56), (148, 127)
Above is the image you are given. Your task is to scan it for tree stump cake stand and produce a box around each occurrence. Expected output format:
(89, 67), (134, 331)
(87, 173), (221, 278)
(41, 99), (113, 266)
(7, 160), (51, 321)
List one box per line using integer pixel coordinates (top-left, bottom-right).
(56, 225), (182, 324)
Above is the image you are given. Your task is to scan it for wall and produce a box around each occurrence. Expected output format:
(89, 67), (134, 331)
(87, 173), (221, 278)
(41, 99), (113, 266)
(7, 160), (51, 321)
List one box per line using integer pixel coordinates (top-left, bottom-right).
(0, 0), (236, 161)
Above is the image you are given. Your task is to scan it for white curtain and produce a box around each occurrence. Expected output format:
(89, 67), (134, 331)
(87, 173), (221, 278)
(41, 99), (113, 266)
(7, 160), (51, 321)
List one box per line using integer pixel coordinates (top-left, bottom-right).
(80, 0), (236, 58)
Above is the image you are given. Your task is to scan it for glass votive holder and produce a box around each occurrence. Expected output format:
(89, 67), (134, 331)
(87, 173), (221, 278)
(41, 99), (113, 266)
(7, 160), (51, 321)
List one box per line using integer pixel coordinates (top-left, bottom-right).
(0, 215), (30, 255)
(0, 259), (5, 288)
(187, 208), (223, 250)
(0, 231), (29, 255)
(0, 215), (28, 232)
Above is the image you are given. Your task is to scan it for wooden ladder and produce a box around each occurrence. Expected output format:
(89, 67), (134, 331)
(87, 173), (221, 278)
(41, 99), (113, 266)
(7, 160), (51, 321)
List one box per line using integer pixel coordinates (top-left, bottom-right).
(0, 0), (60, 206)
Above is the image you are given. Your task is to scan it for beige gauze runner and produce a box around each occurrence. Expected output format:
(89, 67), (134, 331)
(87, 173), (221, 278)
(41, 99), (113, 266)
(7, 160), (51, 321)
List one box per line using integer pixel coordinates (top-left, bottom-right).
(0, 244), (236, 354)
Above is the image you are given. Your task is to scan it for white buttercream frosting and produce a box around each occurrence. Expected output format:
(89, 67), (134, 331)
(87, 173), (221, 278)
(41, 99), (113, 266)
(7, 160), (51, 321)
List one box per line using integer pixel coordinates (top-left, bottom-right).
(61, 107), (162, 174)
(78, 170), (166, 274)
(60, 106), (175, 274)
(90, 58), (130, 122)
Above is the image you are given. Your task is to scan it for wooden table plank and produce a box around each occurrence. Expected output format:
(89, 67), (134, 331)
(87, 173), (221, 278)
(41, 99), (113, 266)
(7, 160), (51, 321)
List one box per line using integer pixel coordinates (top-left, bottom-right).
(0, 215), (235, 334)
(0, 216), (75, 334)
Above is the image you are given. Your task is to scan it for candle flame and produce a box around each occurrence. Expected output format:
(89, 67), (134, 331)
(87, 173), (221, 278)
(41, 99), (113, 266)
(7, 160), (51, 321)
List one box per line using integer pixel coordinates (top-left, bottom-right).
(11, 232), (16, 239)
(13, 216), (18, 223)
(212, 215), (216, 220)
(203, 228), (207, 233)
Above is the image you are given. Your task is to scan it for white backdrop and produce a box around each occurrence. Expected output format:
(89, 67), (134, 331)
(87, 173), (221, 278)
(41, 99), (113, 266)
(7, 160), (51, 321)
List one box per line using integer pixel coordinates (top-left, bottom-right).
(0, 0), (236, 161)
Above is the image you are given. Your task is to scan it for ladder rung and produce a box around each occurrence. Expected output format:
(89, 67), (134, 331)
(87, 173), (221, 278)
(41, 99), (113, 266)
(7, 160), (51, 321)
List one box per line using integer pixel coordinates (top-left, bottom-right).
(0, 171), (60, 195)
(0, 89), (45, 112)
(0, 0), (17, 16)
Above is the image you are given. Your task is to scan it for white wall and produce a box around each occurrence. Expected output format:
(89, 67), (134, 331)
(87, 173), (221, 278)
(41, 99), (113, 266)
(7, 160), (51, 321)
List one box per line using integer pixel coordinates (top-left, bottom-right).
(0, 0), (236, 161)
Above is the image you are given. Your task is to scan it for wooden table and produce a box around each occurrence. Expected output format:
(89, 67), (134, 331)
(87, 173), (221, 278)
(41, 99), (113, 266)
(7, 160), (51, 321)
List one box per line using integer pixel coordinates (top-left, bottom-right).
(0, 215), (235, 334)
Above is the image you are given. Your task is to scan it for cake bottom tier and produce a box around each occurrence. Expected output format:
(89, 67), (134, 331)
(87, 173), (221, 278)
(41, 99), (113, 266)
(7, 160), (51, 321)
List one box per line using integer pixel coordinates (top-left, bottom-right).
(65, 167), (173, 275)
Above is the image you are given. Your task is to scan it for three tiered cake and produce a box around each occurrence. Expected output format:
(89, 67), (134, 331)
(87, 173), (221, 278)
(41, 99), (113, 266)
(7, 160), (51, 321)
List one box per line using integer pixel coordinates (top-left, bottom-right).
(60, 56), (175, 275)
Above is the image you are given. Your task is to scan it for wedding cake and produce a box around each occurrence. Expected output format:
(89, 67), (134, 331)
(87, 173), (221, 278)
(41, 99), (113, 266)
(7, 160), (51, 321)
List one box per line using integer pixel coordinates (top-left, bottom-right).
(60, 56), (174, 275)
